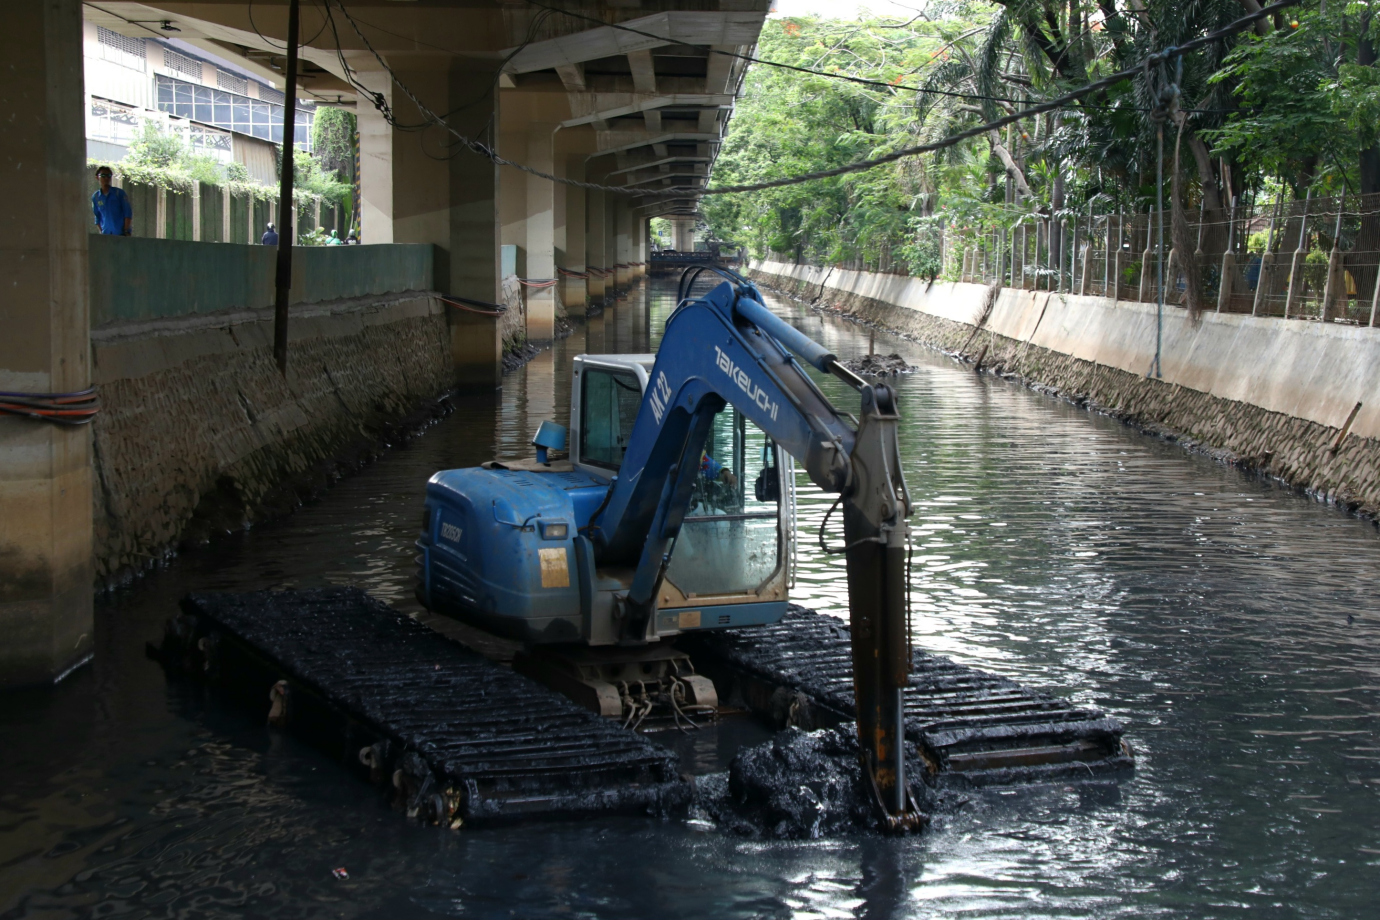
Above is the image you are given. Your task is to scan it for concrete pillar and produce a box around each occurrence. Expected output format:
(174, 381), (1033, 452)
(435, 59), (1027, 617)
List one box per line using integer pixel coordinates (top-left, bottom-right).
(673, 218), (694, 252)
(609, 194), (620, 290)
(615, 200), (632, 287)
(357, 56), (503, 388)
(354, 68), (394, 244)
(635, 215), (647, 276)
(557, 129), (597, 315)
(561, 156), (588, 312)
(586, 185), (606, 301)
(0, 0), (93, 687)
(1217, 251), (1235, 312)
(524, 125), (558, 341)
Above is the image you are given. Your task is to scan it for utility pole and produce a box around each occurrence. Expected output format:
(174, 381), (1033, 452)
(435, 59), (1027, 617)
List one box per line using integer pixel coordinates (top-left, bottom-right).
(273, 0), (301, 374)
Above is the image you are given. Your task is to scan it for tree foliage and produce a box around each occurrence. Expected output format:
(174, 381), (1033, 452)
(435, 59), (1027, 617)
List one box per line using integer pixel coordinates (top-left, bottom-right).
(704, 2), (1380, 277)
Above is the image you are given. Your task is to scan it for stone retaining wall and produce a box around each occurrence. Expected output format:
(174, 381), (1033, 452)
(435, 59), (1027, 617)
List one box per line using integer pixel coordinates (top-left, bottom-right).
(92, 293), (451, 582)
(748, 261), (1380, 520)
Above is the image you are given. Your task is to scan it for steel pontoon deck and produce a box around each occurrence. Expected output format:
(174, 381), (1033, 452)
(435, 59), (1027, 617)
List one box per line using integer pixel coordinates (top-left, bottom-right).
(157, 591), (1131, 825)
(163, 588), (687, 824)
(684, 606), (1133, 785)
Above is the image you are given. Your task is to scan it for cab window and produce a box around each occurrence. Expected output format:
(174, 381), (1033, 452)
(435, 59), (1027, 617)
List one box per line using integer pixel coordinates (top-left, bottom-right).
(580, 367), (642, 470)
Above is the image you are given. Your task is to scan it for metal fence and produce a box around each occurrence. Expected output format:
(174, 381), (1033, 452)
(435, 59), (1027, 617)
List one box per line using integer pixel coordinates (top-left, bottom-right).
(949, 192), (1380, 326)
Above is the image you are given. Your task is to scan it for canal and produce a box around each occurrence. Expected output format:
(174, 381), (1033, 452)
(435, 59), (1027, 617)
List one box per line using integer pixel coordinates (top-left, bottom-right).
(3, 275), (1378, 919)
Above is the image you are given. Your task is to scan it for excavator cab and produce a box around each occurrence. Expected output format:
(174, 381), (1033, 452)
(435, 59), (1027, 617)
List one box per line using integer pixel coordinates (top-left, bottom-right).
(571, 355), (794, 635)
(416, 353), (792, 720)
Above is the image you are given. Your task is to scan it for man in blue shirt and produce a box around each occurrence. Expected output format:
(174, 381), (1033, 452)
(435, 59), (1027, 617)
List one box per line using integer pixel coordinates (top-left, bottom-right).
(261, 222), (279, 245)
(91, 166), (132, 235)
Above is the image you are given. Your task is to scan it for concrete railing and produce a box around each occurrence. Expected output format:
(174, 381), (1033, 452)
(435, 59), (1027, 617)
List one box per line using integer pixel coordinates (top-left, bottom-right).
(89, 235), (435, 326)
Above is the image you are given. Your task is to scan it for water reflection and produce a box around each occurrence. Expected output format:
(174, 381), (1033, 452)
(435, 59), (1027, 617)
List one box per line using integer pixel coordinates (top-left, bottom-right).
(3, 276), (1380, 918)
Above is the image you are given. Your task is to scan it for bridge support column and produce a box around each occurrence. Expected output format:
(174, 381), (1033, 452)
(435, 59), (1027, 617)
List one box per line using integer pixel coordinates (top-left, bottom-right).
(561, 157), (588, 313)
(615, 202), (632, 287)
(358, 56), (503, 388)
(557, 130), (596, 315)
(635, 215), (647, 277)
(605, 193), (619, 292)
(0, 0), (94, 687)
(523, 127), (558, 342)
(587, 185), (607, 302)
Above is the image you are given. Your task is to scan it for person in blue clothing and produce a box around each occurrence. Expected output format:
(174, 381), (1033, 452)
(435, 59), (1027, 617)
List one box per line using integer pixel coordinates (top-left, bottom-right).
(261, 222), (279, 245)
(700, 451), (738, 487)
(91, 166), (132, 236)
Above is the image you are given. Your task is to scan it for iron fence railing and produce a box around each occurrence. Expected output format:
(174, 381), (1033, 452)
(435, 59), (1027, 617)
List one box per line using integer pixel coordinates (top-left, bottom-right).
(944, 193), (1380, 325)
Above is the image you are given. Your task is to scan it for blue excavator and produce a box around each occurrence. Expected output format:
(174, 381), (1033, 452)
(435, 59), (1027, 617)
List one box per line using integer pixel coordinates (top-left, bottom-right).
(415, 268), (920, 825)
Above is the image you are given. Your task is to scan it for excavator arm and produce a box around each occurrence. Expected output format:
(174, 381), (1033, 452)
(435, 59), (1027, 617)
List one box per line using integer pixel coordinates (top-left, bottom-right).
(589, 270), (921, 827)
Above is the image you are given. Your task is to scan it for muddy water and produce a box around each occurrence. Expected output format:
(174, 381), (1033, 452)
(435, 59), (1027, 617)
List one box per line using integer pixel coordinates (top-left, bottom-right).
(3, 277), (1379, 919)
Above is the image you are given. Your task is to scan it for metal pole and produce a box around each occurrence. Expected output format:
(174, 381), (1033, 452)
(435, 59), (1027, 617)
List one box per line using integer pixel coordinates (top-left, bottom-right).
(1154, 124), (1164, 379)
(273, 0), (301, 374)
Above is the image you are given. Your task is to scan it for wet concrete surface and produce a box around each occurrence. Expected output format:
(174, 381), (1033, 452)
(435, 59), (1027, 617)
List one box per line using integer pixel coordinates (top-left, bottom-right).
(4, 276), (1380, 918)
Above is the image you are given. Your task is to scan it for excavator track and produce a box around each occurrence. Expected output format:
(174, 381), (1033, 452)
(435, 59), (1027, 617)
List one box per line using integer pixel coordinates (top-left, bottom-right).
(684, 606), (1134, 785)
(159, 588), (687, 824)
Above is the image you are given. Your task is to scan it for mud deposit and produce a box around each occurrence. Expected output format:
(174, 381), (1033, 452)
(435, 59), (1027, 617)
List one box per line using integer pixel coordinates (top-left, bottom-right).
(693, 726), (933, 839)
(842, 352), (916, 377)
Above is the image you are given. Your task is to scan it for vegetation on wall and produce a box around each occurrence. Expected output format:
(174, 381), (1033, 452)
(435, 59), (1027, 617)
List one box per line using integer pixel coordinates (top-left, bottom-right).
(90, 118), (351, 209)
(312, 106), (357, 177)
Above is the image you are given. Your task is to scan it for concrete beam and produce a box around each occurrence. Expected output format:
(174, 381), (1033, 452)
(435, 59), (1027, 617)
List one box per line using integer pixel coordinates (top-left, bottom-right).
(627, 49), (657, 95)
(562, 92), (734, 129)
(609, 154), (713, 175)
(555, 63), (586, 91)
(503, 11), (766, 74)
(1, 0), (93, 687)
(704, 44), (738, 94)
(594, 129), (720, 157)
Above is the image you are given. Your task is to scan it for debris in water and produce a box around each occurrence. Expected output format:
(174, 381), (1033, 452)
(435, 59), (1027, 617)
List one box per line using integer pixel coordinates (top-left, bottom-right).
(332, 867), (349, 880)
(843, 353), (916, 377)
(693, 726), (932, 839)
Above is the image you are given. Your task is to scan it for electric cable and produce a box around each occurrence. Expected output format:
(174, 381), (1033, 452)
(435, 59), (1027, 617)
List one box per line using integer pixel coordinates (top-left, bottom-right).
(324, 0), (1297, 200)
(0, 387), (101, 425)
(248, 0), (329, 54)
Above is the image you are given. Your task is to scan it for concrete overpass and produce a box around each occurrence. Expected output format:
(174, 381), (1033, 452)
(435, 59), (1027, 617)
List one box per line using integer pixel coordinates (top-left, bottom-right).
(2, 0), (765, 687)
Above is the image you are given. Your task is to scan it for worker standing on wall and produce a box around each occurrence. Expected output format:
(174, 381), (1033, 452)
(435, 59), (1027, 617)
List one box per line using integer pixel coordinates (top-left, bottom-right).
(91, 166), (132, 236)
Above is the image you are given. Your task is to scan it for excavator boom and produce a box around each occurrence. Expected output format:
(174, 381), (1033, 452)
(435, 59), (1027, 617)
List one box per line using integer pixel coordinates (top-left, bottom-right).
(587, 270), (919, 825)
(419, 268), (920, 826)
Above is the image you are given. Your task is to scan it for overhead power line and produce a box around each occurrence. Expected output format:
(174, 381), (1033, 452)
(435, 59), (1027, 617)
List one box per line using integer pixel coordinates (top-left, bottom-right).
(326, 0), (1299, 199)
(698, 0), (1302, 196)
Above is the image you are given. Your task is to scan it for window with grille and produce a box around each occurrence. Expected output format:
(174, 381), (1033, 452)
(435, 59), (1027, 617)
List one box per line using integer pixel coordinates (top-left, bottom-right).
(97, 27), (145, 58)
(162, 48), (203, 81)
(95, 27), (146, 69)
(87, 97), (141, 145)
(155, 74), (314, 149)
(216, 69), (249, 96)
(257, 86), (285, 106)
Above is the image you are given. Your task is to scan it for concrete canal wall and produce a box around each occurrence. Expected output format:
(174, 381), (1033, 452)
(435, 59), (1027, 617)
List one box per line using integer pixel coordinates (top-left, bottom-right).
(749, 259), (1380, 518)
(91, 238), (453, 582)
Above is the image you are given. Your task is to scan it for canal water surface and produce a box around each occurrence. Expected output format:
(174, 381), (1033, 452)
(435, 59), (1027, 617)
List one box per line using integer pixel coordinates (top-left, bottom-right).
(3, 277), (1379, 919)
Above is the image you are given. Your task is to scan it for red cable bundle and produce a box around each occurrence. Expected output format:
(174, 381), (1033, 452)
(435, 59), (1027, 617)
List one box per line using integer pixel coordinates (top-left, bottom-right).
(0, 387), (101, 425)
